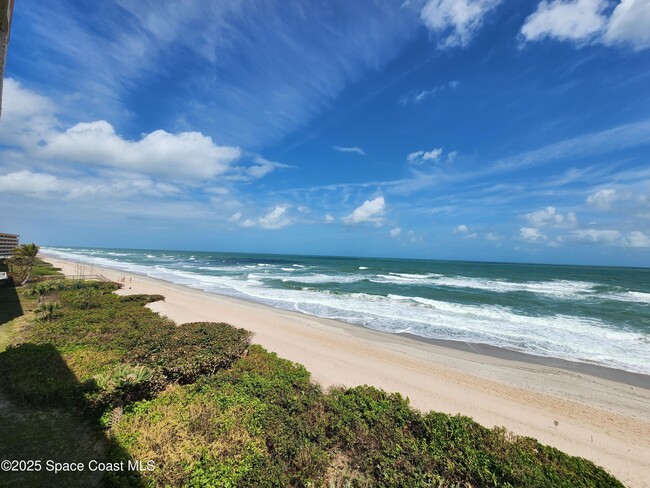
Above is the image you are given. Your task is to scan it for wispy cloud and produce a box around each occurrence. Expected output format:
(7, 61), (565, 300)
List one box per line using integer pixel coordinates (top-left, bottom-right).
(275, 119), (650, 213)
(332, 145), (366, 155)
(489, 120), (650, 173)
(15, 0), (417, 148)
(407, 148), (443, 164)
(229, 156), (292, 182)
(399, 80), (459, 105)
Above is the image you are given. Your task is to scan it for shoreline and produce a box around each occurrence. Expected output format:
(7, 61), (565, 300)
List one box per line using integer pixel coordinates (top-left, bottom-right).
(40, 254), (650, 487)
(42, 250), (650, 387)
(401, 334), (650, 389)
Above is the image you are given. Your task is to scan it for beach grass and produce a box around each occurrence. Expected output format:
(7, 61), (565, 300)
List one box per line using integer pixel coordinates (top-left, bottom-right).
(0, 279), (625, 487)
(29, 257), (64, 278)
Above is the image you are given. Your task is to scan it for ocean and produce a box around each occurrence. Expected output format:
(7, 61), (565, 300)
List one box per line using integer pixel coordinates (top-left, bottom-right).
(42, 247), (650, 375)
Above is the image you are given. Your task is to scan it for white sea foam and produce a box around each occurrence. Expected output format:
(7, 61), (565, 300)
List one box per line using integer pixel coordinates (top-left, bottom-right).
(389, 272), (442, 279)
(372, 274), (599, 300)
(433, 277), (597, 299)
(603, 291), (650, 304)
(359, 266), (369, 270)
(280, 273), (366, 284)
(232, 285), (650, 374)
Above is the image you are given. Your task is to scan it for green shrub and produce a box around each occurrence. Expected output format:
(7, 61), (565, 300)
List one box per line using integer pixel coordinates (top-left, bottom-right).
(129, 322), (252, 383)
(322, 386), (623, 487)
(119, 294), (165, 304)
(14, 287), (252, 414)
(91, 363), (166, 408)
(325, 386), (429, 486)
(23, 281), (59, 301)
(35, 301), (61, 322)
(110, 346), (330, 487)
(46, 279), (120, 292)
(29, 289), (168, 350)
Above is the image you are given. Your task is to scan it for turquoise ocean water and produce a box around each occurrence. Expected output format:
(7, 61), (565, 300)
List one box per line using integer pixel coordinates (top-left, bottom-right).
(43, 247), (650, 375)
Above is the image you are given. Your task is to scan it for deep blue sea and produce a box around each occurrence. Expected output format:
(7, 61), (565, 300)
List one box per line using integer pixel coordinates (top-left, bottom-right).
(43, 247), (650, 375)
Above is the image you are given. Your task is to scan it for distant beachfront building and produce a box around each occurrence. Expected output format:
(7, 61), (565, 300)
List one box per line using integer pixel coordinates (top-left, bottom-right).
(0, 232), (19, 258)
(0, 0), (15, 117)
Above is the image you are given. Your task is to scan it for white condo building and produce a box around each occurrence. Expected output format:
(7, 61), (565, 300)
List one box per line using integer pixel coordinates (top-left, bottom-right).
(0, 232), (19, 258)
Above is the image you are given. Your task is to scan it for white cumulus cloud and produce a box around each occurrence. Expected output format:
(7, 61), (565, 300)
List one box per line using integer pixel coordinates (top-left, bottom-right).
(259, 206), (292, 229)
(523, 206), (577, 227)
(521, 0), (607, 43)
(420, 0), (502, 48)
(622, 230), (650, 248)
(520, 227), (548, 242)
(0, 79), (285, 186)
(571, 229), (621, 243)
(453, 225), (477, 238)
(0, 170), (65, 195)
(0, 79), (58, 147)
(587, 188), (617, 209)
(604, 0), (650, 50)
(587, 188), (618, 208)
(390, 227), (402, 238)
(453, 224), (469, 233)
(0, 169), (182, 201)
(41, 120), (241, 181)
(241, 219), (256, 228)
(343, 197), (386, 225)
(521, 0), (650, 51)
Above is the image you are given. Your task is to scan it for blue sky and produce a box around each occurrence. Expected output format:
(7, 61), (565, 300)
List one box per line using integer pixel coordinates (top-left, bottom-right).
(1, 0), (650, 266)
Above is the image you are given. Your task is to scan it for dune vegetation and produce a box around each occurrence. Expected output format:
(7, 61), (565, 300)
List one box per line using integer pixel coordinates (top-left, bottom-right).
(0, 278), (623, 487)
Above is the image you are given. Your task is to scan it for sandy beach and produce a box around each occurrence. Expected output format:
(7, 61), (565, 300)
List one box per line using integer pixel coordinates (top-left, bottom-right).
(42, 255), (650, 487)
